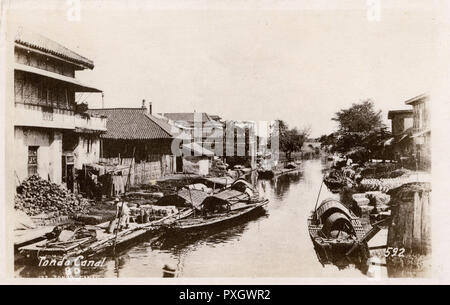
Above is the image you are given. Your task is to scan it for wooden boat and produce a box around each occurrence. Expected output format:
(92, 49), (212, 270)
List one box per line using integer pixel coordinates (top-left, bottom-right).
(164, 179), (268, 231)
(322, 179), (344, 193)
(14, 226), (55, 249)
(284, 161), (297, 169)
(18, 207), (193, 263)
(323, 170), (349, 193)
(257, 169), (274, 179)
(258, 166), (300, 179)
(166, 200), (268, 231)
(308, 199), (369, 259)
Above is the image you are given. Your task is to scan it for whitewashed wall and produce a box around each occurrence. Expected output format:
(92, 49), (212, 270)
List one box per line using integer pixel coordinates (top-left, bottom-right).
(182, 156), (210, 176)
(14, 127), (62, 184)
(74, 135), (100, 170)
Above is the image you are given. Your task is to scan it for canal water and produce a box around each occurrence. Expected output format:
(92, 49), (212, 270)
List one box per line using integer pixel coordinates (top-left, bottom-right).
(16, 159), (370, 278)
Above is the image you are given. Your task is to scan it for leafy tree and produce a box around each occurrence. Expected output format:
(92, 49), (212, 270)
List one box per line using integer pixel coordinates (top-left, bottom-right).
(321, 100), (391, 162)
(332, 100), (383, 132)
(276, 120), (310, 161)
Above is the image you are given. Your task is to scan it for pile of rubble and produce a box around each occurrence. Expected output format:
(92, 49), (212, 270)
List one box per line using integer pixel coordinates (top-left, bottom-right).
(14, 175), (91, 216)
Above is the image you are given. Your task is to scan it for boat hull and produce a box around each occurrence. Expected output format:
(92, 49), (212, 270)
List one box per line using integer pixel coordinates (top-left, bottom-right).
(17, 209), (194, 265)
(257, 170), (274, 179)
(165, 201), (268, 232)
(308, 215), (370, 261)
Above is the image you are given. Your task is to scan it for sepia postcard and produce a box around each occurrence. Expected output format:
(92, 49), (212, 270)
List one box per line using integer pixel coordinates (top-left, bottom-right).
(1, 0), (449, 286)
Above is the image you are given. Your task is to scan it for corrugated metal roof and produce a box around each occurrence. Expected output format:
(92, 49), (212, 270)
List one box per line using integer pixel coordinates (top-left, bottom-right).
(15, 27), (94, 69)
(86, 108), (173, 140)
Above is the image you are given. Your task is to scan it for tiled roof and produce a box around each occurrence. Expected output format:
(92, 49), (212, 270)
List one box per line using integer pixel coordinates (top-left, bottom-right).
(159, 112), (212, 123)
(86, 108), (173, 140)
(209, 114), (222, 121)
(15, 27), (94, 69)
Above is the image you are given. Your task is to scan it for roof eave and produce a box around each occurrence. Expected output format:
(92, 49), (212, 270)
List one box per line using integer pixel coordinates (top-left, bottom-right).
(15, 41), (95, 70)
(388, 110), (413, 119)
(100, 136), (172, 140)
(405, 93), (429, 105)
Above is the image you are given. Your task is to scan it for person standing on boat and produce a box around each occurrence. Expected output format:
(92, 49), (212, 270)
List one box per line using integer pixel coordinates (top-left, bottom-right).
(115, 197), (130, 231)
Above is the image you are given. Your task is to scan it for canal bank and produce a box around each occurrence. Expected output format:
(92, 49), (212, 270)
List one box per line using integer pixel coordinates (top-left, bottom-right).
(16, 159), (372, 278)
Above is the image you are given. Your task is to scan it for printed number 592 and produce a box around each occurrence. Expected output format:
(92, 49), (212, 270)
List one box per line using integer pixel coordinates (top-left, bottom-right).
(384, 247), (405, 257)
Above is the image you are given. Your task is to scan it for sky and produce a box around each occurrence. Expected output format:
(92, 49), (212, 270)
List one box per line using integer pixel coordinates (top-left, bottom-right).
(4, 0), (440, 137)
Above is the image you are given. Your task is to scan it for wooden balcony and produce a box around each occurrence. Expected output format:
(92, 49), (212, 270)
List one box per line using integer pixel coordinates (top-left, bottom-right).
(14, 103), (107, 132)
(75, 115), (107, 132)
(14, 103), (76, 129)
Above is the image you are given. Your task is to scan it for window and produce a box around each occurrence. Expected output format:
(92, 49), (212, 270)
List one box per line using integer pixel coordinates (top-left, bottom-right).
(28, 146), (38, 176)
(417, 104), (424, 130)
(85, 138), (92, 153)
(14, 74), (24, 104)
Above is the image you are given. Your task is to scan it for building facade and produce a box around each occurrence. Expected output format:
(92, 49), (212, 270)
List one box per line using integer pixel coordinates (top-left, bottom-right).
(87, 102), (177, 178)
(387, 109), (414, 160)
(12, 28), (105, 190)
(405, 94), (431, 170)
(158, 112), (223, 149)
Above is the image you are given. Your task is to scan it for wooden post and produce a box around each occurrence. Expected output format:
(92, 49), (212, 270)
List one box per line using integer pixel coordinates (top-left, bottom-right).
(404, 195), (414, 250)
(412, 191), (422, 250)
(421, 190), (431, 254)
(125, 147), (136, 191)
(143, 161), (145, 184)
(388, 185), (431, 255)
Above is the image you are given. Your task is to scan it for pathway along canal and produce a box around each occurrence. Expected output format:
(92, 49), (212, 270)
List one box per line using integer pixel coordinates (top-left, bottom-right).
(16, 159), (374, 278)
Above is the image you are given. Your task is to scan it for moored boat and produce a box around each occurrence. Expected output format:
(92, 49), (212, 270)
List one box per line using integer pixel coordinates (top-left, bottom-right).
(323, 170), (350, 193)
(164, 179), (268, 231)
(18, 206), (194, 263)
(308, 198), (369, 259)
(166, 200), (268, 231)
(257, 169), (275, 179)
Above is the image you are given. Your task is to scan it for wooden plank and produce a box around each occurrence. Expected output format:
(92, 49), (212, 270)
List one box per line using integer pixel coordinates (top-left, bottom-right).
(397, 203), (406, 248)
(412, 190), (422, 250)
(404, 197), (414, 250)
(14, 226), (54, 246)
(387, 203), (398, 247)
(421, 190), (431, 254)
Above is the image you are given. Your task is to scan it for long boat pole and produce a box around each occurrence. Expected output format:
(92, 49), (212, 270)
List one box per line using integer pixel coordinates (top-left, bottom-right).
(112, 200), (124, 255)
(112, 147), (136, 255)
(313, 179), (324, 222)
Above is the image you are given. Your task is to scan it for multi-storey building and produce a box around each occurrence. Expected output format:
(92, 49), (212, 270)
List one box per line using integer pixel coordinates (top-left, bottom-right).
(405, 94), (431, 170)
(12, 28), (105, 191)
(387, 109), (414, 160)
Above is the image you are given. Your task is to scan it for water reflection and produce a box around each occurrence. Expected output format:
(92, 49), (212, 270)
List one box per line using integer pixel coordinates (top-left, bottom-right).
(154, 210), (268, 253)
(312, 244), (370, 275)
(269, 171), (303, 199)
(16, 159), (370, 278)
